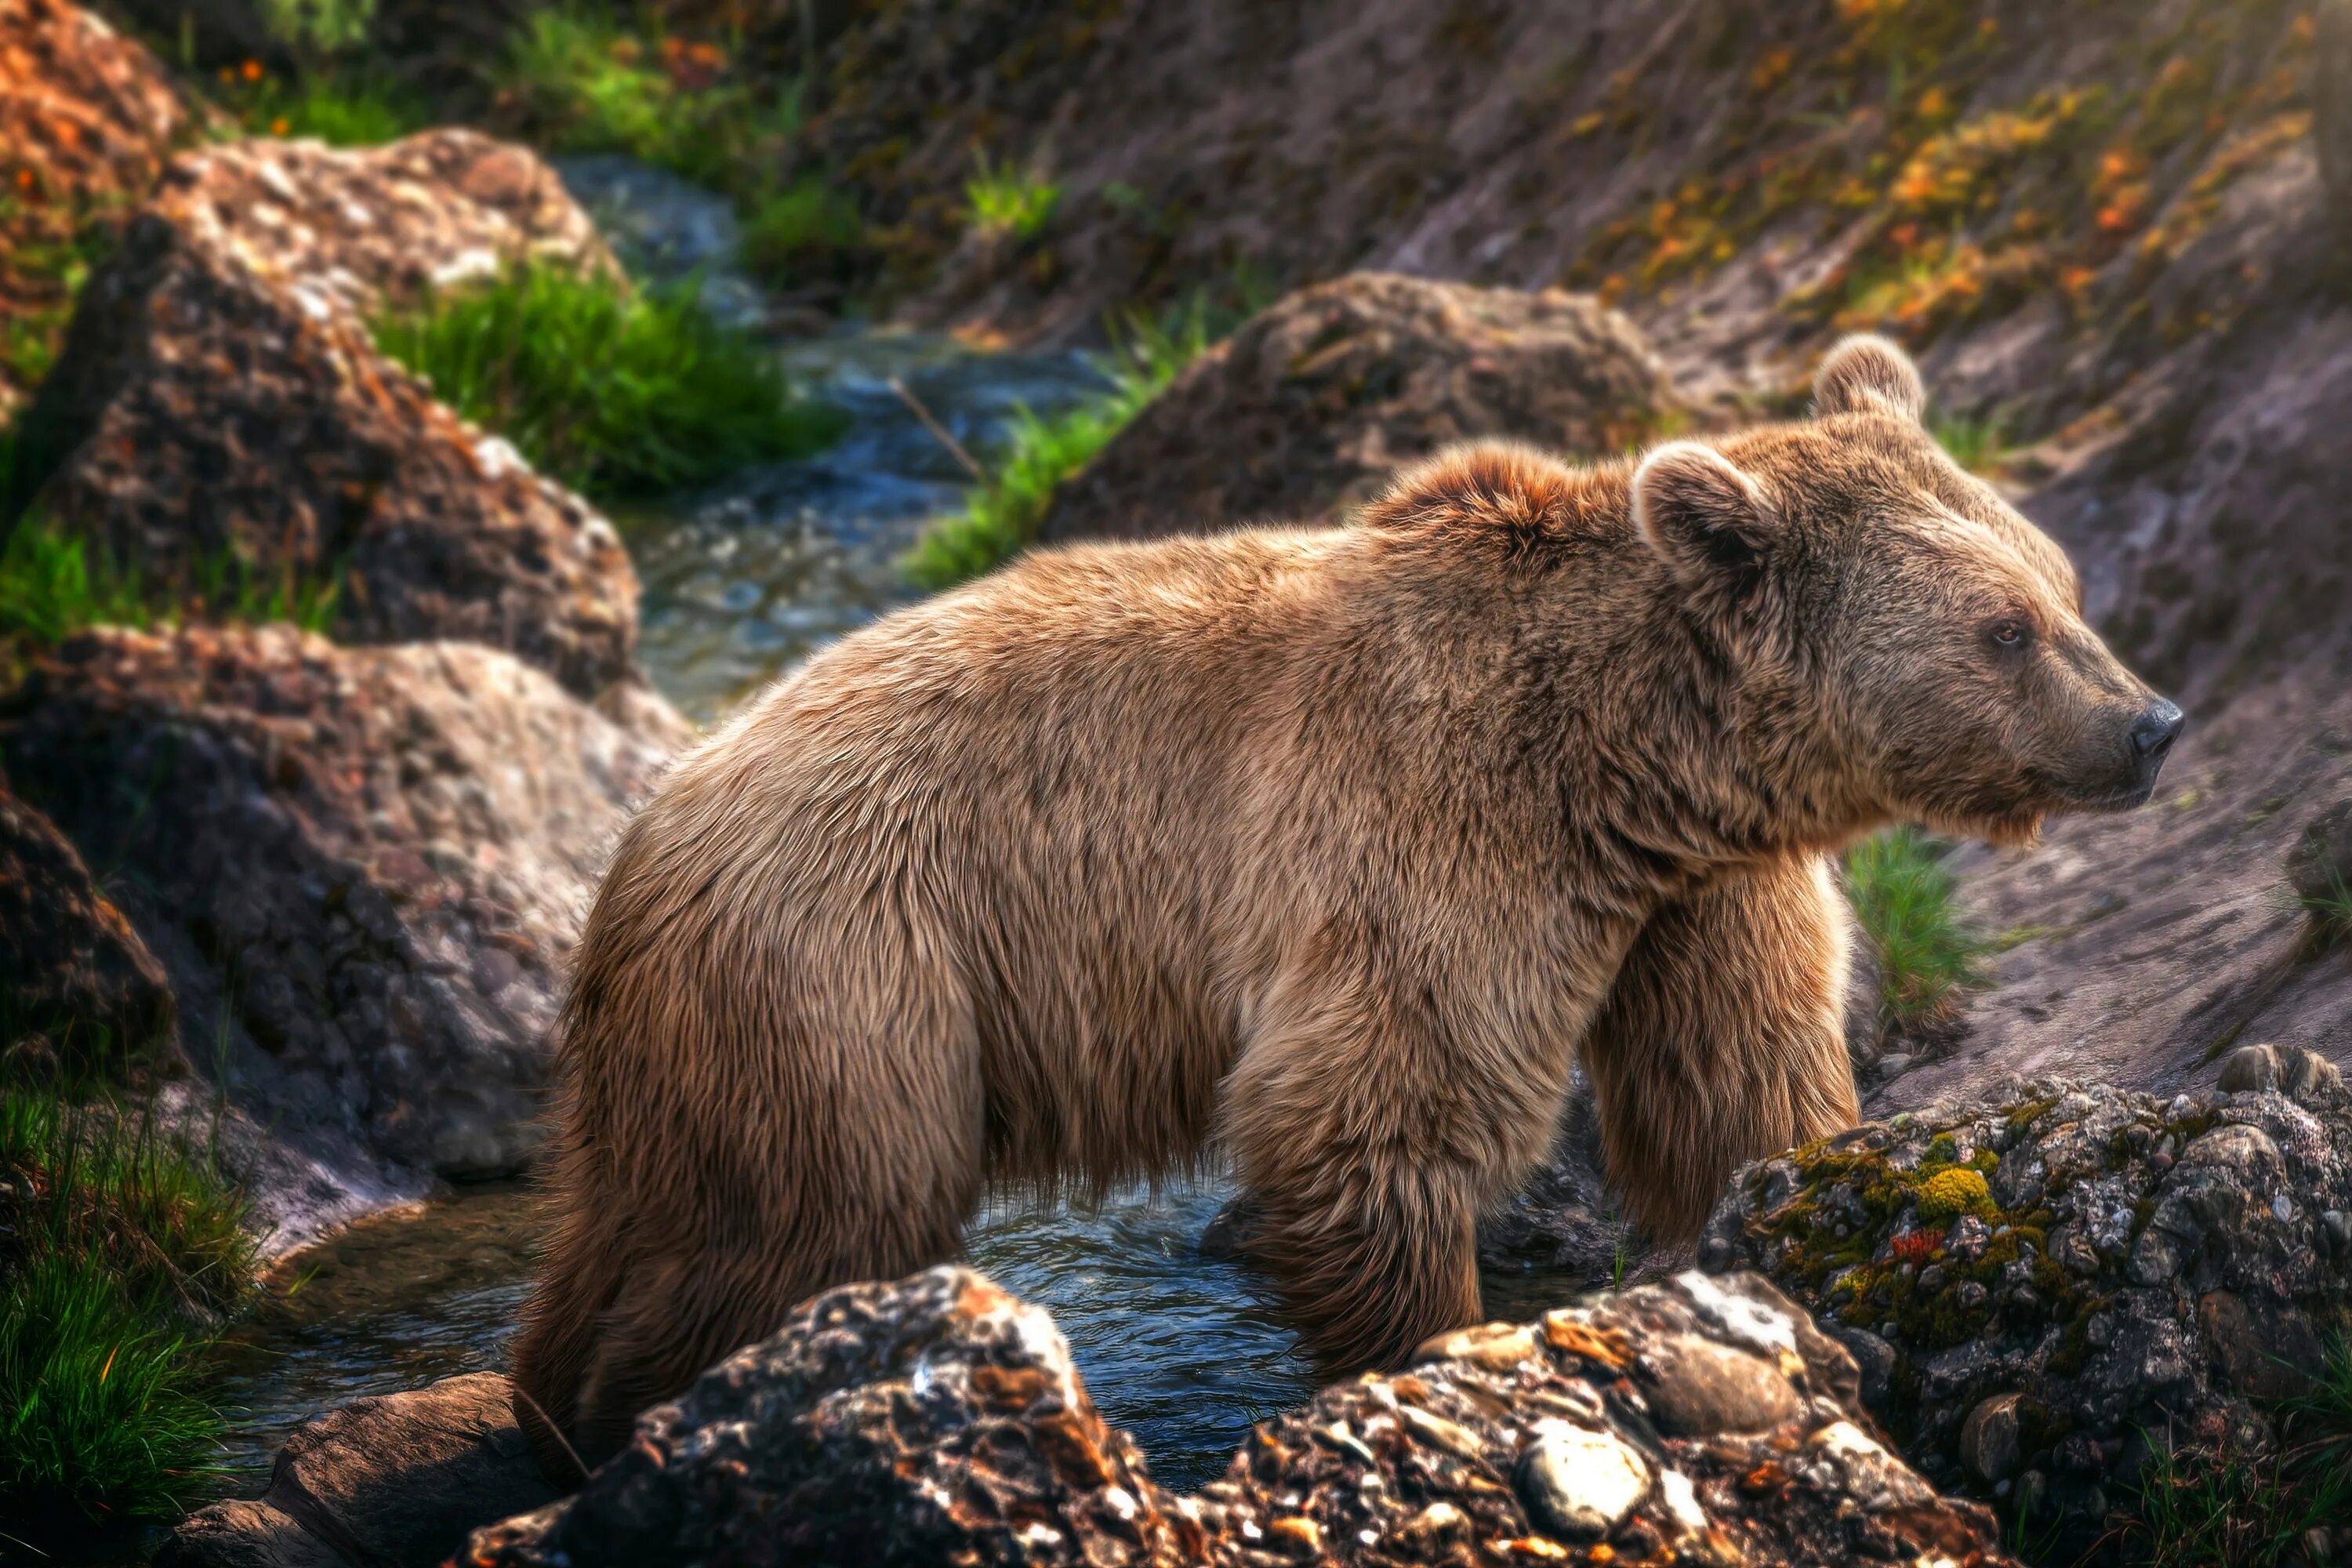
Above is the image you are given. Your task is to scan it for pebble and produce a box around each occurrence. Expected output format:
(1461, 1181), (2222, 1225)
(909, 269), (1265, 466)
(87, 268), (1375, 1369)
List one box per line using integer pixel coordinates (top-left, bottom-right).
(1515, 1424), (1653, 1541)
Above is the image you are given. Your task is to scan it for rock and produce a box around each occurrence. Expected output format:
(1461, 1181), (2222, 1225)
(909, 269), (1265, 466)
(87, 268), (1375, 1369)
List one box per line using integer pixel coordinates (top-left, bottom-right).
(465, 1265), (2015, 1566)
(1515, 1425), (1650, 1541)
(1958, 1392), (2024, 1483)
(0, 771), (177, 1076)
(2218, 1041), (2346, 1102)
(159, 1373), (557, 1568)
(0, 0), (191, 416)
(1702, 1076), (2352, 1552)
(0, 625), (677, 1180)
(1037, 272), (1681, 545)
(464, 1266), (1203, 1568)
(1639, 1332), (1803, 1436)
(1187, 1268), (2004, 1565)
(9, 130), (641, 699)
(2290, 800), (2352, 905)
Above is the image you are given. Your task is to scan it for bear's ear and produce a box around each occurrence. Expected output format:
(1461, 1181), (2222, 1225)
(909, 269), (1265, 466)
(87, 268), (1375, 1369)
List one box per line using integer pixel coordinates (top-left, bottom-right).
(1635, 441), (1779, 604)
(1813, 334), (1925, 423)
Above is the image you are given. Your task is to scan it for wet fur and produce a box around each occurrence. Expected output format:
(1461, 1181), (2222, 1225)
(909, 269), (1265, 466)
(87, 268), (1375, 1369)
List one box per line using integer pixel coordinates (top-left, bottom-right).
(512, 338), (2162, 1477)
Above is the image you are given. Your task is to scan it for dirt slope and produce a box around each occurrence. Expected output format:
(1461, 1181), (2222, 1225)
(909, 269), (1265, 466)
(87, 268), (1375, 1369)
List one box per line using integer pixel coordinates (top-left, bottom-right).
(788, 0), (2350, 1094)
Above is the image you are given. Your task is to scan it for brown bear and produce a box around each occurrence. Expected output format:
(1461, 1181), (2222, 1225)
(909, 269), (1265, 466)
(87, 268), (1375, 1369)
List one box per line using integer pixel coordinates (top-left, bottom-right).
(510, 336), (2181, 1476)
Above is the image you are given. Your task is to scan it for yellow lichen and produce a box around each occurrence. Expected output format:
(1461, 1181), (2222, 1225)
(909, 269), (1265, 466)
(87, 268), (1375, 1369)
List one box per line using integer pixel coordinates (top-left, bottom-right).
(1915, 1167), (1994, 1223)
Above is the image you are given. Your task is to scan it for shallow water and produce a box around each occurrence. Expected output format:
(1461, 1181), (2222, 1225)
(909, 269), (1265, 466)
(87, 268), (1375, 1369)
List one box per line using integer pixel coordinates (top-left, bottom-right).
(215, 1180), (1336, 1495)
(214, 1178), (1598, 1499)
(626, 331), (1112, 722)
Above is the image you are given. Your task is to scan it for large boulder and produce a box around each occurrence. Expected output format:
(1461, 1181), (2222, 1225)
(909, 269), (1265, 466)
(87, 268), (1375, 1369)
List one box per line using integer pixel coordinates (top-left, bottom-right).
(462, 1265), (2012, 1566)
(1700, 1073), (2352, 1551)
(160, 1372), (558, 1568)
(1036, 274), (1681, 545)
(0, 768), (177, 1077)
(6, 129), (641, 699)
(0, 0), (191, 415)
(0, 625), (680, 1180)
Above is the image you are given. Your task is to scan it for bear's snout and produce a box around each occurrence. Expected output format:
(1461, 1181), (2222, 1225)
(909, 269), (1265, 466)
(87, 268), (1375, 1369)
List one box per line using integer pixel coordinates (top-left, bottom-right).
(2107, 698), (2184, 807)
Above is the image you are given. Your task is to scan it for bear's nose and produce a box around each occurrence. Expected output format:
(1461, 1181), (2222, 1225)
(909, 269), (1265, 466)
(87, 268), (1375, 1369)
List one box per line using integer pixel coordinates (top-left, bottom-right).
(2130, 699), (2184, 767)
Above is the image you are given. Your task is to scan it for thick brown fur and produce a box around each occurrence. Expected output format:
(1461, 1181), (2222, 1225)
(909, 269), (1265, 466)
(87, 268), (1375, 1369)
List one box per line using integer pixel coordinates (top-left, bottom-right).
(511, 336), (2172, 1478)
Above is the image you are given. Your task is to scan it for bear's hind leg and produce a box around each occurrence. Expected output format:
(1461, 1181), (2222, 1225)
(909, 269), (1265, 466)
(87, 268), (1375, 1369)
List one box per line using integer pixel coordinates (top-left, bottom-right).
(1581, 854), (1860, 1242)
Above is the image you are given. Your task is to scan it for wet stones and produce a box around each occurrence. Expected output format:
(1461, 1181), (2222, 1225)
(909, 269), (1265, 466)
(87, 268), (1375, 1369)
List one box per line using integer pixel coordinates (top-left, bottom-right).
(463, 1266), (1203, 1568)
(457, 1268), (2012, 1566)
(161, 1373), (557, 1568)
(1701, 1075), (2352, 1554)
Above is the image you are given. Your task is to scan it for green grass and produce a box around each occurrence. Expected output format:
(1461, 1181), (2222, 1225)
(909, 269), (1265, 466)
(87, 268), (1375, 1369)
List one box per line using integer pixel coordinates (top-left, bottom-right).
(223, 70), (427, 147)
(740, 177), (864, 285)
(2300, 866), (2352, 952)
(0, 208), (113, 397)
(1928, 407), (2010, 475)
(370, 263), (839, 499)
(1843, 827), (1987, 1033)
(495, 7), (800, 195)
(0, 1087), (256, 1541)
(899, 306), (1210, 591)
(0, 515), (343, 647)
(964, 152), (1061, 242)
(2114, 1337), (2352, 1566)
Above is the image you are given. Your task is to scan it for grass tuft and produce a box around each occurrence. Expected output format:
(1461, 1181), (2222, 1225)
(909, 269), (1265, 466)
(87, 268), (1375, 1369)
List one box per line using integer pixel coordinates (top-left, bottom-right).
(495, 8), (800, 194)
(1844, 827), (1987, 1034)
(740, 177), (864, 287)
(2116, 1335), (2352, 1566)
(899, 305), (1209, 592)
(0, 1087), (256, 1538)
(0, 514), (343, 648)
(964, 151), (1061, 243)
(2300, 866), (2352, 952)
(1928, 406), (2011, 475)
(370, 263), (838, 499)
(223, 70), (427, 147)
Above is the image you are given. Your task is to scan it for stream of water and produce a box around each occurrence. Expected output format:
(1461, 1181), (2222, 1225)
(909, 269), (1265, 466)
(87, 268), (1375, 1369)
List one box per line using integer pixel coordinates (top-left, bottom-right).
(209, 163), (1593, 1505)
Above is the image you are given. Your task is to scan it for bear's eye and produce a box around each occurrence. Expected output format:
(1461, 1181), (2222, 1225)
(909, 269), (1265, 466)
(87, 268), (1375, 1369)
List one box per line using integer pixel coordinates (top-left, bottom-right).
(1987, 617), (2031, 651)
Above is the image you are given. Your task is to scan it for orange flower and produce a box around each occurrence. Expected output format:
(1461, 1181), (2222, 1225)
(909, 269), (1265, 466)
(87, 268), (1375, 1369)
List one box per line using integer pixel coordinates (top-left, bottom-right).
(241, 58), (263, 81)
(1916, 85), (1948, 119)
(270, 117), (290, 136)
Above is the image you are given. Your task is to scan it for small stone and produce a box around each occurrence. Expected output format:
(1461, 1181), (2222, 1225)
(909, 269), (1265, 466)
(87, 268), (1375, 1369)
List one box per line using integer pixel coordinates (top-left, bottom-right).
(1959, 1393), (2024, 1482)
(1639, 1334), (1801, 1436)
(1822, 1325), (1896, 1409)
(2217, 1042), (2285, 1094)
(1957, 1281), (1989, 1310)
(1516, 1425), (1653, 1542)
(1390, 1503), (1468, 1555)
(1398, 1404), (1486, 1461)
(2129, 1226), (2184, 1285)
(1418, 1322), (1537, 1370)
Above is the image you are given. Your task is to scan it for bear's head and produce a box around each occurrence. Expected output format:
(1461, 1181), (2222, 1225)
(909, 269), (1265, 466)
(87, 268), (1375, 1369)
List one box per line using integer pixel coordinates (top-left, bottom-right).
(1634, 335), (2180, 847)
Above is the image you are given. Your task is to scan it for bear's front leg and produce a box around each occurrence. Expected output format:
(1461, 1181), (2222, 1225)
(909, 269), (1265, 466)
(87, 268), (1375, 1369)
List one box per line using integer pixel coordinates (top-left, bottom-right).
(1580, 852), (1860, 1241)
(1218, 979), (1545, 1370)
